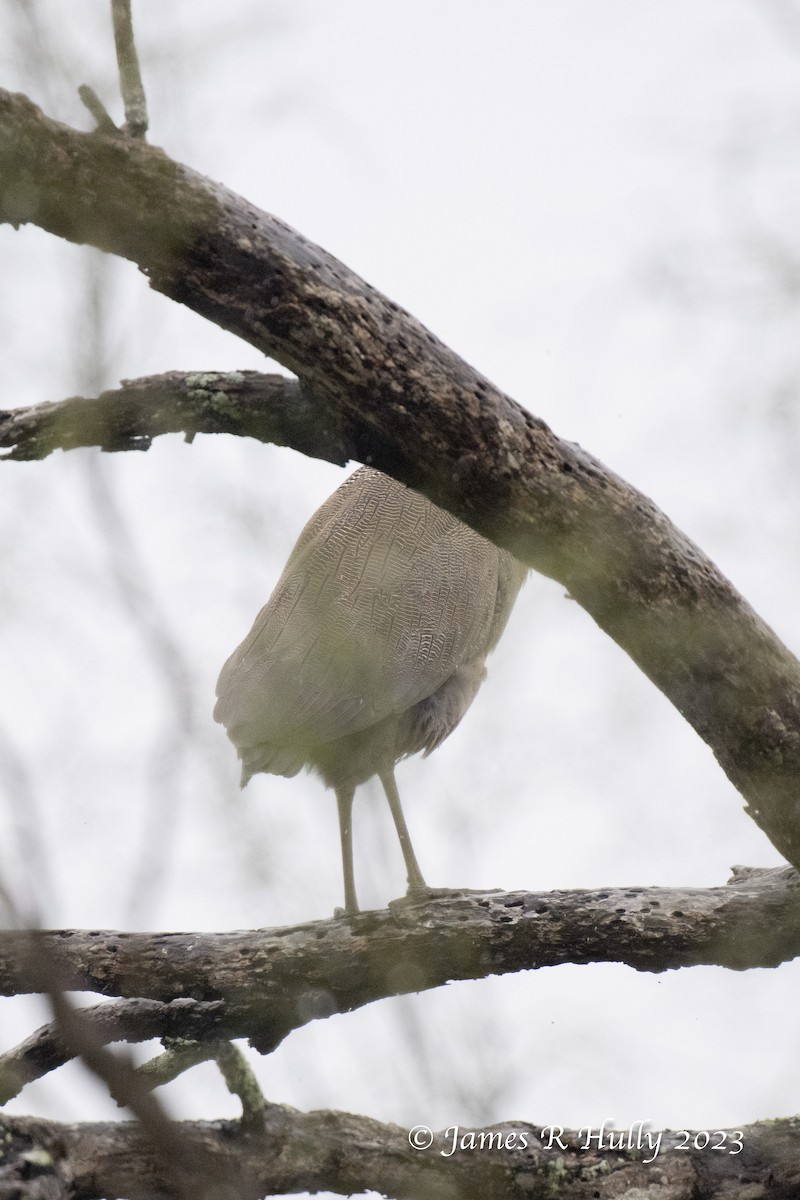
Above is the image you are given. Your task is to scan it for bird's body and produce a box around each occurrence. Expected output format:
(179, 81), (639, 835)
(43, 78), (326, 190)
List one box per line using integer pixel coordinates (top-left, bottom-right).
(214, 466), (525, 913)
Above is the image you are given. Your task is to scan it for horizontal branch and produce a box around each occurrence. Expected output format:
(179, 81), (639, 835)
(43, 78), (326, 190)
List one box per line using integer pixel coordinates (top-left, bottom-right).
(0, 371), (350, 463)
(1, 1108), (797, 1200)
(3, 90), (800, 869)
(1, 871), (797, 1084)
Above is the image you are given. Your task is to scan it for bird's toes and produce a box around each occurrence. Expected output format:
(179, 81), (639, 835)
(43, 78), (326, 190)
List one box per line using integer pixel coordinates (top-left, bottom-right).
(392, 885), (504, 909)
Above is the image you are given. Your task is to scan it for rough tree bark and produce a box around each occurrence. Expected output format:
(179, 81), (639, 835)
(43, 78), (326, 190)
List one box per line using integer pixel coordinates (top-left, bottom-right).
(1, 868), (797, 1104)
(3, 1108), (799, 1200)
(2, 89), (800, 873)
(2, 85), (800, 1199)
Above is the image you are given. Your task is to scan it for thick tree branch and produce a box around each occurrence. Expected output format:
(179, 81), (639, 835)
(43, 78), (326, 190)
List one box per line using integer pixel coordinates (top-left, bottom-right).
(1, 1108), (797, 1200)
(1, 870), (797, 1097)
(3, 90), (800, 871)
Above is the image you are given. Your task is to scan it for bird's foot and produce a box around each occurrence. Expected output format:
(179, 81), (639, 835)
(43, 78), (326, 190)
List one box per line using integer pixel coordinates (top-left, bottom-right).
(390, 885), (504, 910)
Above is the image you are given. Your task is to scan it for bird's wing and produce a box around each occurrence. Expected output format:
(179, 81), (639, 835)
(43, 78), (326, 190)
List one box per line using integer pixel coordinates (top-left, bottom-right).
(214, 468), (511, 750)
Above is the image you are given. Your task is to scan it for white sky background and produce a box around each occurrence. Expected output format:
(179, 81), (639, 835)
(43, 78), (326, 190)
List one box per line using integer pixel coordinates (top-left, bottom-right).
(2, 0), (800, 1176)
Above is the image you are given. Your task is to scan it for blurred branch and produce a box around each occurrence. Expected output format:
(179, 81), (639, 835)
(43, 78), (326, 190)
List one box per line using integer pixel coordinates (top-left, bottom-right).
(2, 1021), (267, 1131)
(0, 722), (59, 920)
(1, 1107), (797, 1200)
(1, 869), (798, 1100)
(2, 932), (223, 1200)
(0, 998), (227, 1104)
(45, 993), (207, 1200)
(82, 452), (198, 924)
(3, 91), (800, 879)
(0, 370), (349, 464)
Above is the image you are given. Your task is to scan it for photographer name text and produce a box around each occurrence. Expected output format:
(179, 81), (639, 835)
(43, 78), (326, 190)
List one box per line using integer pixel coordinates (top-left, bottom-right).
(408, 1120), (744, 1164)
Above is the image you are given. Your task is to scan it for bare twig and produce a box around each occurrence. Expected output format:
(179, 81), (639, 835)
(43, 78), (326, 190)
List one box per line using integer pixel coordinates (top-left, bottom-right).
(213, 1042), (267, 1131)
(77, 83), (119, 134)
(111, 0), (148, 137)
(139, 1039), (270, 1130)
(137, 1038), (220, 1092)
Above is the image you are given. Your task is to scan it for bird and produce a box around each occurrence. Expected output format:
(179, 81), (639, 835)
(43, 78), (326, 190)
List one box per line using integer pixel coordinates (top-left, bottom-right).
(214, 465), (526, 915)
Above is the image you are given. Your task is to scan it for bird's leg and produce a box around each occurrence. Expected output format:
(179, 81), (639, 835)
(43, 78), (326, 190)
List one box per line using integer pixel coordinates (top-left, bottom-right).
(335, 786), (359, 915)
(379, 768), (428, 893)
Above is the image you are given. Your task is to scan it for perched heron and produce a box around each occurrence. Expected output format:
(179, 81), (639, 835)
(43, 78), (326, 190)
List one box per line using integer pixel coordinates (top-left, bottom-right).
(214, 466), (525, 914)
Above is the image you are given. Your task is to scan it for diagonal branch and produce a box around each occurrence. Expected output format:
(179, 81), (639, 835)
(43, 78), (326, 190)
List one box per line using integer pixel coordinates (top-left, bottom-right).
(0, 998), (228, 1104)
(0, 1004), (266, 1127)
(2, 90), (800, 869)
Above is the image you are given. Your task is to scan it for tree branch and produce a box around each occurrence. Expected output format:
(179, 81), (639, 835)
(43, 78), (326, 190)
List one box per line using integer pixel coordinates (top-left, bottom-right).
(139, 1040), (267, 1130)
(0, 999), (228, 1104)
(1, 1108), (797, 1200)
(77, 84), (118, 135)
(0, 927), (224, 1199)
(0, 371), (350, 463)
(43, 992), (208, 1200)
(211, 1041), (267, 1131)
(2, 89), (800, 870)
(110, 0), (148, 138)
(1, 870), (797, 1097)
